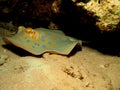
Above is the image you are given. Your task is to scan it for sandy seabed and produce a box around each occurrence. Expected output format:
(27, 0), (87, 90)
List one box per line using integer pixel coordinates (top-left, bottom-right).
(0, 29), (120, 90)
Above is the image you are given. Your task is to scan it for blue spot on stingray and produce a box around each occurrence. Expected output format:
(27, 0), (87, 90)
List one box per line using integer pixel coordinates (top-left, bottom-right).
(26, 39), (30, 43)
(41, 39), (45, 42)
(50, 48), (53, 50)
(42, 45), (46, 49)
(34, 42), (38, 45)
(34, 42), (40, 46)
(56, 41), (61, 44)
(37, 43), (40, 46)
(41, 36), (44, 39)
(32, 45), (35, 48)
(46, 34), (51, 38)
(24, 37), (27, 39)
(54, 48), (58, 51)
(48, 42), (52, 44)
(34, 42), (37, 45)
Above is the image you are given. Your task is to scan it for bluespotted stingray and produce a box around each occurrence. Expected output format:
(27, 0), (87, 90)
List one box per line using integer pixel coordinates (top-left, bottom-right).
(3, 26), (82, 55)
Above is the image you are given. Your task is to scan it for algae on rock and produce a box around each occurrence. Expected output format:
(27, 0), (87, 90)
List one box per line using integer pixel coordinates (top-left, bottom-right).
(74, 0), (120, 32)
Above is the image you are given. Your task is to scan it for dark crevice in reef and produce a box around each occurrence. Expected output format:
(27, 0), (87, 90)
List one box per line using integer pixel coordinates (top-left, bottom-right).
(88, 30), (120, 56)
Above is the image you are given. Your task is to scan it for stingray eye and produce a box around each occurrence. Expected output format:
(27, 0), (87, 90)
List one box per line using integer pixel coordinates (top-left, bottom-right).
(26, 28), (36, 35)
(26, 28), (34, 33)
(26, 28), (38, 39)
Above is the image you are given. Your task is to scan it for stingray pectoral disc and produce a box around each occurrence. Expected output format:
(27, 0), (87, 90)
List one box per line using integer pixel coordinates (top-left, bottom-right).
(3, 27), (82, 55)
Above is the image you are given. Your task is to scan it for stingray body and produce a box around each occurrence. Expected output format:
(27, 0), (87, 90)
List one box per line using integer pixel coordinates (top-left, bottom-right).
(4, 26), (82, 55)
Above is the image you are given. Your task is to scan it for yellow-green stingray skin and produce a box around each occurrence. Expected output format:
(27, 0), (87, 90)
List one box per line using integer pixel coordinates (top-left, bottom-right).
(4, 27), (82, 55)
